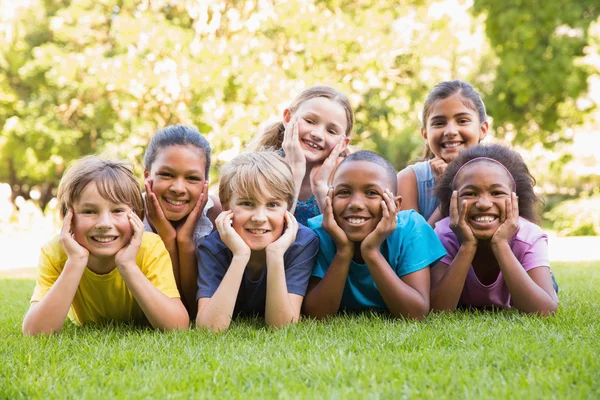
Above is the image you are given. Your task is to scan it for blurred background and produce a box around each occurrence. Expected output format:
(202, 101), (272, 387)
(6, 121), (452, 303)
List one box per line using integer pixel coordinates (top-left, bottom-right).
(1, 0), (599, 270)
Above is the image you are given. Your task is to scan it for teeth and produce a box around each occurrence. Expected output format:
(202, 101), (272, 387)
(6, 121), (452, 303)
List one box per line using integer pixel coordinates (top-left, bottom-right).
(346, 217), (367, 224)
(443, 142), (462, 148)
(164, 198), (188, 206)
(248, 229), (268, 234)
(92, 236), (117, 243)
(304, 141), (322, 150)
(473, 216), (495, 223)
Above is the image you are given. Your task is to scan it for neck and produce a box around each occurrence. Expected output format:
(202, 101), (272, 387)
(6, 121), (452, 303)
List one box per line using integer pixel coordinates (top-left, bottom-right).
(86, 255), (117, 275)
(352, 241), (364, 264)
(247, 250), (267, 271)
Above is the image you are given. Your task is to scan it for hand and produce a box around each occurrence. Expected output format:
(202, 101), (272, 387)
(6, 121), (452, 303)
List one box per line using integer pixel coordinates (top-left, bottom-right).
(449, 191), (477, 247)
(176, 181), (209, 242)
(215, 210), (251, 258)
(59, 209), (89, 264)
(116, 212), (144, 269)
(491, 192), (520, 246)
(430, 157), (448, 180)
(282, 115), (306, 172)
(361, 189), (399, 254)
(310, 136), (345, 212)
(266, 211), (298, 257)
(322, 188), (353, 256)
(144, 180), (177, 241)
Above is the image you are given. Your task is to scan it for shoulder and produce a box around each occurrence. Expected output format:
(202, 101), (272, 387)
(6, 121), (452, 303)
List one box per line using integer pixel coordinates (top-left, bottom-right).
(40, 235), (67, 265)
(514, 217), (547, 245)
(198, 230), (229, 255)
(139, 231), (164, 250)
(433, 217), (452, 235)
(397, 209), (428, 229)
(295, 223), (319, 245)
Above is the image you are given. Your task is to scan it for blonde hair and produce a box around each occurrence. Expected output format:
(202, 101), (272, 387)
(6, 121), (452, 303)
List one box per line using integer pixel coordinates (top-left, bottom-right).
(250, 85), (354, 151)
(219, 151), (295, 211)
(57, 156), (144, 219)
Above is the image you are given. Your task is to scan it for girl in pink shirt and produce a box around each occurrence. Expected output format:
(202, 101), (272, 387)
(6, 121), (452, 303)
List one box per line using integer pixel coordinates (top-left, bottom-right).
(430, 144), (558, 315)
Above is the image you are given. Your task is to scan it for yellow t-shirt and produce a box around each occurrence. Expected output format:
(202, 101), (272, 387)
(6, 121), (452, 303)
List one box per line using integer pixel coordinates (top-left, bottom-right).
(31, 232), (180, 325)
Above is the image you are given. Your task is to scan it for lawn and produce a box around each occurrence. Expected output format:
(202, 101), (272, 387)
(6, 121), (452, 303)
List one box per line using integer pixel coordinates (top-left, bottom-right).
(1, 262), (599, 399)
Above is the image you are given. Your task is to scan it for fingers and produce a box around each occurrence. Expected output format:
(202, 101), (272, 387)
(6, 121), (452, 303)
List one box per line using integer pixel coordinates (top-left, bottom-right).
(284, 211), (299, 238)
(449, 191), (459, 223)
(190, 181), (209, 219)
(459, 198), (468, 225)
(128, 211), (145, 241)
(61, 209), (74, 236)
(512, 192), (519, 221)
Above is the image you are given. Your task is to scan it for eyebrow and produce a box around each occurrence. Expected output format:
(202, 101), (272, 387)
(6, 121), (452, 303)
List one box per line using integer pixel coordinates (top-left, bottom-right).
(430, 112), (474, 120)
(459, 183), (510, 190)
(157, 166), (203, 174)
(303, 111), (344, 131)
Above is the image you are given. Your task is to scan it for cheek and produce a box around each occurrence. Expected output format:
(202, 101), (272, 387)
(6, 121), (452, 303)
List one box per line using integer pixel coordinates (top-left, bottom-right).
(115, 217), (133, 237)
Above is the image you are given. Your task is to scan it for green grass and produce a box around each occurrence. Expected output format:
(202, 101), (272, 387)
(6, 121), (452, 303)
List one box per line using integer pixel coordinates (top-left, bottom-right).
(2, 262), (599, 399)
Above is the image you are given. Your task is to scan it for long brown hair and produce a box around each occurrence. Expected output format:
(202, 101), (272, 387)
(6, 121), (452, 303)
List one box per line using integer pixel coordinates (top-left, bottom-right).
(249, 85), (354, 151)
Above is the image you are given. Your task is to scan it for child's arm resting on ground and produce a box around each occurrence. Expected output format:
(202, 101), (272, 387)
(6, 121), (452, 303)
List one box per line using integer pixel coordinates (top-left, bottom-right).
(117, 213), (189, 330)
(492, 193), (557, 316)
(23, 210), (88, 336)
(196, 210), (250, 332)
(302, 193), (354, 318)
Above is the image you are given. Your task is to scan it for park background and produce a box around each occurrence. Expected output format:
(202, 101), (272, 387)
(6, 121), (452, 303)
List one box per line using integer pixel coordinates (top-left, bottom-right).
(1, 2), (600, 399)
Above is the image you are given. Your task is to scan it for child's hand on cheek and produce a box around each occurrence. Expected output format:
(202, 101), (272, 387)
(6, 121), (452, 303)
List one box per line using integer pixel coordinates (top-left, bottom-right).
(144, 180), (177, 241)
(491, 192), (520, 246)
(323, 188), (353, 256)
(266, 211), (298, 257)
(176, 180), (209, 241)
(215, 211), (251, 258)
(430, 156), (448, 180)
(116, 212), (144, 270)
(361, 189), (399, 254)
(60, 209), (89, 265)
(449, 190), (477, 247)
(282, 115), (306, 174)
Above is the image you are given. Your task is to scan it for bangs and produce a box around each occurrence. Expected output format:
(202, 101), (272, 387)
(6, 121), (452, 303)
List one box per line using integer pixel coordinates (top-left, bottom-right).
(94, 172), (143, 217)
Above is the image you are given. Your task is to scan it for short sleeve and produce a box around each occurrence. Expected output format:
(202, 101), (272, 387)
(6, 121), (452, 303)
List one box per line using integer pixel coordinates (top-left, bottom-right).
(30, 241), (63, 303)
(520, 234), (550, 271)
(196, 241), (228, 300)
(140, 234), (180, 298)
(434, 218), (460, 266)
(394, 211), (447, 276)
(283, 228), (320, 296)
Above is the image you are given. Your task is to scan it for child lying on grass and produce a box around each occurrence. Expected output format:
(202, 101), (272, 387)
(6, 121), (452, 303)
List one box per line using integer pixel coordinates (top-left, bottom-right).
(22, 156), (189, 335)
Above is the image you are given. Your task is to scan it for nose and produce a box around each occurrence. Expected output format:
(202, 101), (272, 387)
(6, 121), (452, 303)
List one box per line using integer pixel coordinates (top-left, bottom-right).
(475, 193), (493, 209)
(309, 125), (325, 141)
(347, 193), (365, 211)
(444, 120), (458, 135)
(169, 178), (185, 194)
(251, 206), (267, 223)
(95, 211), (112, 229)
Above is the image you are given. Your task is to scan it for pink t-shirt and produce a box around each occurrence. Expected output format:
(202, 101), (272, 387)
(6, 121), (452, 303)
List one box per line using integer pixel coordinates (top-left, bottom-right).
(434, 217), (550, 308)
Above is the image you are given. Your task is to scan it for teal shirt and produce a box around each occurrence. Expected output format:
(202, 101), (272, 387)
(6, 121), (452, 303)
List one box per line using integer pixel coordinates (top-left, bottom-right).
(307, 210), (446, 311)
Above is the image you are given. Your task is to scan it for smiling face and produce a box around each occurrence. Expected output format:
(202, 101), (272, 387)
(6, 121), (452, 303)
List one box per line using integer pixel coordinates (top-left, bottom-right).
(285, 97), (350, 164)
(454, 162), (514, 240)
(422, 94), (488, 163)
(144, 145), (207, 222)
(332, 161), (398, 242)
(227, 188), (288, 251)
(72, 182), (133, 261)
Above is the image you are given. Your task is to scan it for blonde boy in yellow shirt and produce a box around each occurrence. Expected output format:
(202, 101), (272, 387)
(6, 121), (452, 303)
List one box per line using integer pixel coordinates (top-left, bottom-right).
(22, 156), (189, 335)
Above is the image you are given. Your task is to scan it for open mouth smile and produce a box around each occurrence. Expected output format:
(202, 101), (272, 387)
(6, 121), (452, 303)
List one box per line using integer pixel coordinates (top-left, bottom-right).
(163, 198), (189, 207)
(302, 140), (323, 151)
(91, 236), (118, 243)
(470, 215), (498, 227)
(246, 229), (271, 235)
(344, 217), (370, 225)
(441, 141), (463, 149)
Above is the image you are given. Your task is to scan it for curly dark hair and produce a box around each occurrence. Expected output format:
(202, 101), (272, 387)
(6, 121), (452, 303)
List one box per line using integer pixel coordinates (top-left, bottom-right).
(434, 144), (541, 224)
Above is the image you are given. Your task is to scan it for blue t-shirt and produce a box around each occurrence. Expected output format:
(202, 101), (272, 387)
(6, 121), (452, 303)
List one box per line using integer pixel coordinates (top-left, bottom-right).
(196, 224), (319, 317)
(408, 161), (438, 221)
(308, 210), (446, 311)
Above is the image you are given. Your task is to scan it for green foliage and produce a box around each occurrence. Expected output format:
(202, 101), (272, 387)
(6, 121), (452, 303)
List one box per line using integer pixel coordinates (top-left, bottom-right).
(2, 262), (600, 398)
(544, 194), (600, 236)
(473, 0), (599, 148)
(1, 0), (492, 207)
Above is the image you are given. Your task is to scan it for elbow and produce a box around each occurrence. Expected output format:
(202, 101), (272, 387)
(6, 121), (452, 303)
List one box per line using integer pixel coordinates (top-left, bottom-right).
(266, 315), (300, 329)
(22, 321), (59, 337)
(529, 301), (558, 317)
(195, 317), (230, 333)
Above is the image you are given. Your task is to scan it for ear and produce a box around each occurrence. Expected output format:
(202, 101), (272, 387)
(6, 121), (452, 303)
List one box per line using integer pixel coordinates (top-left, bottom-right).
(341, 136), (350, 151)
(420, 127), (428, 142)
(283, 108), (292, 127)
(143, 170), (150, 180)
(479, 120), (489, 141)
(394, 195), (403, 211)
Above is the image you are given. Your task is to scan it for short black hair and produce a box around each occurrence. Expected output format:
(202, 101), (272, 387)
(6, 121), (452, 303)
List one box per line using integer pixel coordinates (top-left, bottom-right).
(434, 144), (541, 224)
(336, 150), (398, 194)
(144, 124), (211, 177)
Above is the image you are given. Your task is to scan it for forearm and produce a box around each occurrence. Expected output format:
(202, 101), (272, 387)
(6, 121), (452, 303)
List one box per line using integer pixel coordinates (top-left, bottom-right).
(177, 239), (199, 315)
(118, 264), (189, 330)
(265, 253), (298, 327)
(430, 245), (476, 311)
(22, 260), (85, 335)
(363, 251), (429, 320)
(493, 242), (558, 315)
(302, 250), (352, 318)
(195, 256), (247, 332)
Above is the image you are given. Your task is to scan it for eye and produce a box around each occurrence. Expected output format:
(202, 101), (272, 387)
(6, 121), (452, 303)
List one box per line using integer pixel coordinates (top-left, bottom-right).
(158, 172), (172, 178)
(240, 201), (253, 207)
(328, 129), (339, 135)
(460, 191), (476, 198)
(365, 189), (381, 197)
(458, 118), (472, 124)
(267, 202), (280, 208)
(187, 176), (202, 182)
(304, 118), (314, 124)
(335, 189), (351, 197)
(113, 208), (126, 214)
(492, 191), (508, 196)
(81, 209), (95, 214)
(431, 121), (445, 127)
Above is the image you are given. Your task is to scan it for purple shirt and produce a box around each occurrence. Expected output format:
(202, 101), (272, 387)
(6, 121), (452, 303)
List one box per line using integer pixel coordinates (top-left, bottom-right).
(434, 217), (550, 308)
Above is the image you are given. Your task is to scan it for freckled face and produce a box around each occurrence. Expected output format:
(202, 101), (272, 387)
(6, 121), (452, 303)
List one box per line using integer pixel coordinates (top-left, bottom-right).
(454, 162), (514, 240)
(287, 97), (350, 164)
(332, 161), (394, 242)
(422, 95), (488, 163)
(144, 145), (207, 222)
(72, 182), (133, 260)
(228, 190), (288, 251)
